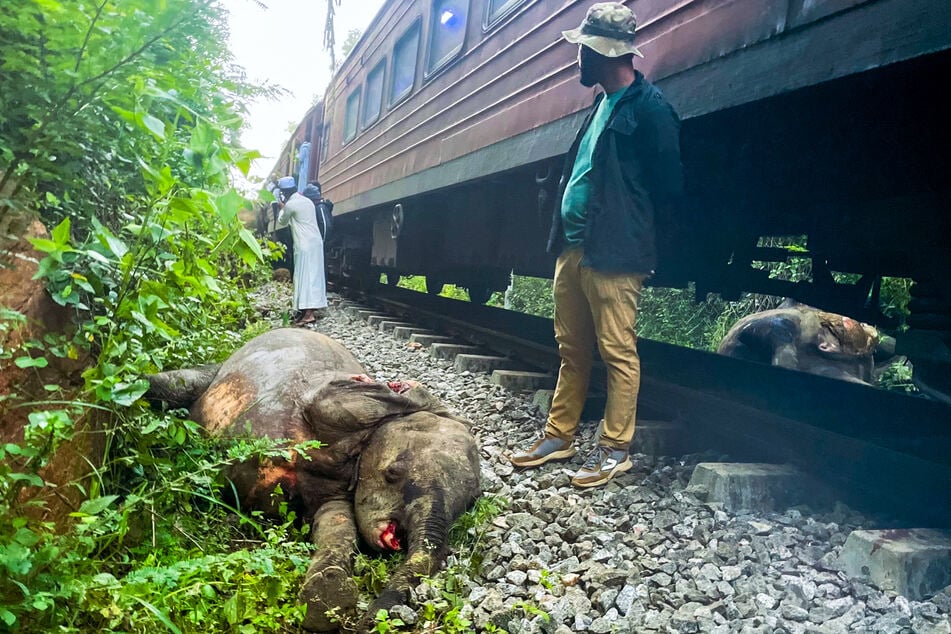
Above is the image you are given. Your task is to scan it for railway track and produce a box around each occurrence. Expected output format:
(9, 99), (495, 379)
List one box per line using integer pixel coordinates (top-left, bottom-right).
(336, 281), (951, 528)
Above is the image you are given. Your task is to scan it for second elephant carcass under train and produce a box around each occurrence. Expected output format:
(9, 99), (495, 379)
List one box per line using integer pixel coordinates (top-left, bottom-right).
(145, 328), (482, 631)
(717, 300), (897, 385)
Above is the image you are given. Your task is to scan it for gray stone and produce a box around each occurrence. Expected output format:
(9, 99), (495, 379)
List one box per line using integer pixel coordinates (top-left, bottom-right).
(378, 320), (411, 332)
(506, 570), (528, 586)
(653, 509), (680, 529)
(387, 604), (417, 625)
(721, 566), (742, 582)
(469, 586), (489, 604)
(490, 370), (556, 391)
(839, 529), (951, 600)
(615, 584), (638, 616)
(670, 602), (703, 633)
(685, 463), (810, 513)
(755, 593), (776, 610)
(366, 314), (393, 327)
(598, 588), (619, 611)
(932, 588), (951, 613)
(630, 419), (689, 456)
(454, 354), (513, 373)
(429, 343), (481, 360)
(781, 603), (809, 621)
(587, 564), (628, 587)
(532, 390), (555, 415)
(785, 578), (816, 607)
(408, 333), (454, 347)
(392, 326), (433, 340)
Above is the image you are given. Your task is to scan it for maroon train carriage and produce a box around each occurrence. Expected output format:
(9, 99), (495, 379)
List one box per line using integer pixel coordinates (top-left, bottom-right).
(269, 0), (951, 377)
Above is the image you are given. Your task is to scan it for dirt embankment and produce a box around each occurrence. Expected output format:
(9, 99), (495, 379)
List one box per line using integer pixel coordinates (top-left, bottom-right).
(1, 218), (100, 527)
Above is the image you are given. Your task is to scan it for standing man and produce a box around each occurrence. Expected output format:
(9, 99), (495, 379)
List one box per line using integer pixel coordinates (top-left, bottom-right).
(509, 2), (684, 487)
(275, 176), (328, 326)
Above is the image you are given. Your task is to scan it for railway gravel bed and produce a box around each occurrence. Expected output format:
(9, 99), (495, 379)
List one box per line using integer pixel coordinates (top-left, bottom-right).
(249, 284), (951, 633)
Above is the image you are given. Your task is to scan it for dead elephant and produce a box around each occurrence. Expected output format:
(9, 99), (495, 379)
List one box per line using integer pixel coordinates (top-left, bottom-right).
(145, 328), (481, 631)
(717, 300), (896, 385)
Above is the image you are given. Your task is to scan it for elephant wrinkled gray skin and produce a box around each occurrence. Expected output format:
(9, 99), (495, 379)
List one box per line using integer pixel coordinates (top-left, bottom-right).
(145, 329), (482, 631)
(717, 300), (897, 385)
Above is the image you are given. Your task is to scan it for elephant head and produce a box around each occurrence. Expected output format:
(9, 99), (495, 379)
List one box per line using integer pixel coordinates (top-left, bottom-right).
(353, 411), (481, 614)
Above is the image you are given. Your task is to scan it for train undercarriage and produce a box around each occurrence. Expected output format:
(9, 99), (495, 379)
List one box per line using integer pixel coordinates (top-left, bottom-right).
(324, 49), (951, 394)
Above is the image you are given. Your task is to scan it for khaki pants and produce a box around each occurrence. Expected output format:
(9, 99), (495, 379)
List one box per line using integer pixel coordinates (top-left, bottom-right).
(545, 248), (646, 450)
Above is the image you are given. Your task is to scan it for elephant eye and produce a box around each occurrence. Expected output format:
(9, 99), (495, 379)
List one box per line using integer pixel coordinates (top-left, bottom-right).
(384, 462), (407, 483)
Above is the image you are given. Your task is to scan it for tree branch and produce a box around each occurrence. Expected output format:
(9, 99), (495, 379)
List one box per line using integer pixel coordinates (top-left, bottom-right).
(75, 0), (110, 74)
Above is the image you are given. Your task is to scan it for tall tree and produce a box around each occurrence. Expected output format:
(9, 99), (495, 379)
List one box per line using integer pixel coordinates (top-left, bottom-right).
(323, 0), (343, 70)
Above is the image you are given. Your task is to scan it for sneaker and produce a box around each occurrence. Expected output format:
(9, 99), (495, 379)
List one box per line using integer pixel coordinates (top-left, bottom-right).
(508, 436), (576, 468)
(571, 445), (632, 488)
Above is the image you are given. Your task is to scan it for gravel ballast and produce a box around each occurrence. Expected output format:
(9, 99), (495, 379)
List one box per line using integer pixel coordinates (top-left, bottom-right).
(249, 286), (951, 633)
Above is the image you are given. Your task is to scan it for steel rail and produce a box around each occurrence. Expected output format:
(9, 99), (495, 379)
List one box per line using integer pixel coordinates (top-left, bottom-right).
(341, 282), (951, 526)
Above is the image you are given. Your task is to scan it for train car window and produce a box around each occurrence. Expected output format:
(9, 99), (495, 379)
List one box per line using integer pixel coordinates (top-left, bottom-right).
(483, 0), (526, 30)
(362, 60), (386, 128)
(344, 89), (361, 143)
(426, 0), (469, 76)
(389, 21), (420, 106)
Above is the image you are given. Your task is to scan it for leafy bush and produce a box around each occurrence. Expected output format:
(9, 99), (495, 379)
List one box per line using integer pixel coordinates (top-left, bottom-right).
(394, 275), (469, 301)
(0, 1), (308, 631)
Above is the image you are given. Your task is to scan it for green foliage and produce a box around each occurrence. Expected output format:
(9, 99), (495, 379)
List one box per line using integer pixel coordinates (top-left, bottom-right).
(449, 495), (507, 553)
(877, 358), (916, 393)
(372, 609), (405, 633)
(879, 277), (912, 327)
(0, 389), (318, 632)
(490, 276), (554, 318)
(0, 1), (306, 631)
(0, 0), (269, 224)
(353, 552), (399, 597)
(394, 275), (469, 301)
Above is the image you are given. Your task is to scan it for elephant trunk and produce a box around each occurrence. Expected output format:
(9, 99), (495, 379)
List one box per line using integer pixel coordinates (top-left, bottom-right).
(368, 494), (450, 615)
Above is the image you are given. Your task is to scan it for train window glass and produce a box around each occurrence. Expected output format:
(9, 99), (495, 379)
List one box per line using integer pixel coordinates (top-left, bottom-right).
(362, 60), (386, 128)
(483, 0), (525, 30)
(426, 0), (469, 76)
(390, 22), (420, 105)
(344, 89), (360, 143)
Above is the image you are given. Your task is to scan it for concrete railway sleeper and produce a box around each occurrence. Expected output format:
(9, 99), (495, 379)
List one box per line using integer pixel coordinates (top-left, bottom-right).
(253, 286), (951, 632)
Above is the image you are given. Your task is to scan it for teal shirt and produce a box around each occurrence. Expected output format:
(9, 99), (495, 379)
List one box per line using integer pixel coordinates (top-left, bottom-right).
(560, 90), (625, 247)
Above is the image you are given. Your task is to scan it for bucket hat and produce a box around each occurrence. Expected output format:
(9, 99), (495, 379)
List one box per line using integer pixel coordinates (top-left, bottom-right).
(562, 2), (643, 58)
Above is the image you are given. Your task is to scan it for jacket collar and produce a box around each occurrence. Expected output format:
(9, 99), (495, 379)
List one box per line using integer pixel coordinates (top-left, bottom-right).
(617, 70), (646, 103)
(593, 70), (645, 106)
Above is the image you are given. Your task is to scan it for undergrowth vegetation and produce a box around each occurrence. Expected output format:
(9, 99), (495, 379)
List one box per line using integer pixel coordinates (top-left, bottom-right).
(0, 1), (317, 631)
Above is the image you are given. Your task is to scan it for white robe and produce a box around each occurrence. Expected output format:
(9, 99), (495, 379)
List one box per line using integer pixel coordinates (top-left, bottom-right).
(276, 193), (327, 310)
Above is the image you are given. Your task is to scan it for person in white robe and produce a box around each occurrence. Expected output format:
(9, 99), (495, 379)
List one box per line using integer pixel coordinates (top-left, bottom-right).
(275, 176), (327, 325)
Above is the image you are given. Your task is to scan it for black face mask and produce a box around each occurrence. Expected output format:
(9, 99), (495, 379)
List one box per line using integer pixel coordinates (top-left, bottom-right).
(578, 45), (601, 88)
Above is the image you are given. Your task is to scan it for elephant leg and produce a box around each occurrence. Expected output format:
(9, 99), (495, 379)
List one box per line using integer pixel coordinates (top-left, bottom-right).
(300, 500), (360, 632)
(366, 547), (441, 617)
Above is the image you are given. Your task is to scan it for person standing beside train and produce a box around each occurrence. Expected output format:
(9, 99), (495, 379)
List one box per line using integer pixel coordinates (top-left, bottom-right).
(509, 2), (685, 487)
(275, 175), (328, 326)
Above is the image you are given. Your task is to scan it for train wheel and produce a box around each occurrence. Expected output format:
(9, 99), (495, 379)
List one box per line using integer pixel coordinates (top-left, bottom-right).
(426, 276), (445, 296)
